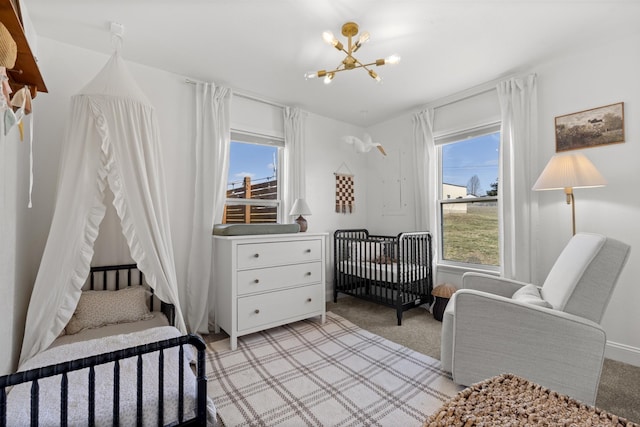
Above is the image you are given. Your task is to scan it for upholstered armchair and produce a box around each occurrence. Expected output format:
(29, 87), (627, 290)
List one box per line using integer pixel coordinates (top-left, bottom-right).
(440, 233), (630, 405)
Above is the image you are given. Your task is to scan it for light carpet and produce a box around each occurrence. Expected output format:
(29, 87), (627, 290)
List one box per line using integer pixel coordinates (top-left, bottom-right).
(205, 311), (462, 427)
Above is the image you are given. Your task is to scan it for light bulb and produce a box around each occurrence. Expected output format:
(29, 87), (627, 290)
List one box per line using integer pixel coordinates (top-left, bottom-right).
(368, 70), (382, 83)
(358, 31), (370, 45)
(353, 31), (370, 52)
(304, 71), (317, 80)
(323, 72), (335, 85)
(322, 31), (337, 46)
(385, 54), (401, 65)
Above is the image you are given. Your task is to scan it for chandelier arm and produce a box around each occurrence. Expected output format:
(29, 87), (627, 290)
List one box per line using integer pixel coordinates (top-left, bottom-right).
(325, 67), (351, 75)
(326, 61), (378, 75)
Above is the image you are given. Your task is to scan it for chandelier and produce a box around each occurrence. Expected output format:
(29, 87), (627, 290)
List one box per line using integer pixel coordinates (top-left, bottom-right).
(305, 22), (400, 84)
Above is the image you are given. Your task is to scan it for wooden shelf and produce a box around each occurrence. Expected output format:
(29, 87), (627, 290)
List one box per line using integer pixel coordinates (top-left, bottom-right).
(0, 0), (47, 97)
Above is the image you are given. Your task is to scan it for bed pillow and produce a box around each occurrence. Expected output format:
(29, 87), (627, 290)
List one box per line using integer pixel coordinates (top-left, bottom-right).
(66, 287), (153, 335)
(511, 284), (553, 309)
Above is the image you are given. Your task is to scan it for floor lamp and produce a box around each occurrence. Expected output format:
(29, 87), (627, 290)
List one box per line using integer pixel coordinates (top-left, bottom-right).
(532, 153), (606, 235)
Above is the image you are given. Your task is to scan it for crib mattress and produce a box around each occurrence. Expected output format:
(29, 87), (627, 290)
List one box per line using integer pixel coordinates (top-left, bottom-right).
(338, 260), (430, 283)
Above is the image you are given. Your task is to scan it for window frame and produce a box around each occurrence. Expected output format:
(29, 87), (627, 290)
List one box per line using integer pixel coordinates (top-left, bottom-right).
(225, 131), (284, 223)
(435, 122), (501, 272)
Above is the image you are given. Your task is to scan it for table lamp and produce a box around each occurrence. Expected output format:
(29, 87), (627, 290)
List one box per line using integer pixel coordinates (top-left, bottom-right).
(290, 198), (312, 232)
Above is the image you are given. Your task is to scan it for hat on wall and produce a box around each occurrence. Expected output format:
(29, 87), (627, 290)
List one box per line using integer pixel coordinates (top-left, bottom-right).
(0, 22), (17, 69)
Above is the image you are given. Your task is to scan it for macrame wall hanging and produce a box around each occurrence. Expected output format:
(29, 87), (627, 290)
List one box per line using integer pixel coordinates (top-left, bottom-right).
(334, 162), (355, 213)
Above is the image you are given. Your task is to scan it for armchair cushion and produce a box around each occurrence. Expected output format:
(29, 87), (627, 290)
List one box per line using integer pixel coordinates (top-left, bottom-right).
(540, 233), (605, 312)
(511, 284), (552, 308)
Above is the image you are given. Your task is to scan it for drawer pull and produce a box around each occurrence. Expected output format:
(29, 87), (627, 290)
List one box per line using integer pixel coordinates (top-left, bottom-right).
(305, 272), (312, 276)
(254, 309), (260, 314)
(305, 249), (311, 253)
(306, 298), (312, 303)
(254, 279), (260, 284)
(254, 253), (260, 258)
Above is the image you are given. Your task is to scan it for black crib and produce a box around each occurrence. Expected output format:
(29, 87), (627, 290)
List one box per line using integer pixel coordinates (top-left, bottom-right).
(0, 335), (208, 426)
(333, 229), (433, 325)
(0, 264), (209, 426)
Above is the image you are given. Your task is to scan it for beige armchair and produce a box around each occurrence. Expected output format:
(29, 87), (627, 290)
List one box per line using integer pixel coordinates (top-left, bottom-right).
(440, 233), (630, 405)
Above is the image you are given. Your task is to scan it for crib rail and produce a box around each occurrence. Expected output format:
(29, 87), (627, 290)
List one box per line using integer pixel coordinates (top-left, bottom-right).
(0, 334), (207, 427)
(334, 229), (433, 325)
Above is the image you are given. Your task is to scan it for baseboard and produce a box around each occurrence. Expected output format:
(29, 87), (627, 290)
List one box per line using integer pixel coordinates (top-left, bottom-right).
(605, 340), (640, 367)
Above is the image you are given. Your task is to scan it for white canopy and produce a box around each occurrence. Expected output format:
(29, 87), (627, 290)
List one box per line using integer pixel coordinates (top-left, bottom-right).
(20, 52), (186, 364)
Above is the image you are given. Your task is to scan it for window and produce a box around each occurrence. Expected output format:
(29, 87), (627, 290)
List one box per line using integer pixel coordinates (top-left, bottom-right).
(437, 125), (500, 269)
(224, 131), (283, 224)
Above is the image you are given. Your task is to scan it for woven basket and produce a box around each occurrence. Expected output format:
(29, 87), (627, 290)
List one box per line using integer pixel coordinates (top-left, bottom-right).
(0, 22), (17, 69)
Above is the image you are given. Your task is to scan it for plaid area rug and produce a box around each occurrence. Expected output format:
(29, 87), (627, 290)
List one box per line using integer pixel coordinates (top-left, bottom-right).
(205, 311), (462, 426)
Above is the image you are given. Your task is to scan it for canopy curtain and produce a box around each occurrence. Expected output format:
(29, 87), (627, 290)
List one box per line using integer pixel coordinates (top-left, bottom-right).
(283, 107), (307, 219)
(20, 52), (186, 364)
(185, 82), (231, 334)
(496, 74), (538, 281)
(412, 108), (438, 278)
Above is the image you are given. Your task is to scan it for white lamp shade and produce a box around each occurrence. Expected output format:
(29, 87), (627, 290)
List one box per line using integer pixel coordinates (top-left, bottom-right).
(532, 153), (607, 191)
(289, 198), (312, 216)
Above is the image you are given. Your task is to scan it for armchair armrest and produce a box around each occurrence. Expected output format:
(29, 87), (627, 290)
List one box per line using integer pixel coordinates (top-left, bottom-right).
(462, 272), (530, 297)
(451, 289), (606, 405)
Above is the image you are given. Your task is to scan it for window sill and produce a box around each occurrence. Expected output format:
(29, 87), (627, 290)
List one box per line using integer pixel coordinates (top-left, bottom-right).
(436, 262), (500, 276)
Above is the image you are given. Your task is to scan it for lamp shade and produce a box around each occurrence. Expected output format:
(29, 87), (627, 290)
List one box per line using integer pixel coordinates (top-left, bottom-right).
(532, 153), (607, 191)
(289, 198), (312, 216)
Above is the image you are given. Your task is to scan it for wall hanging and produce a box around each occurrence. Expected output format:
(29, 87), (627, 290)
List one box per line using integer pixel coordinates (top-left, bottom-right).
(334, 162), (355, 214)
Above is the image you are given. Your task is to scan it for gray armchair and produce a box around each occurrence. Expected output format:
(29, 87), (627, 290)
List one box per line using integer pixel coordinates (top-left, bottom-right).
(440, 233), (630, 405)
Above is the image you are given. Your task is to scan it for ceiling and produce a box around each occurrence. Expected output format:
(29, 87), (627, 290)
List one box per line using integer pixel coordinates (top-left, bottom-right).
(24, 0), (640, 127)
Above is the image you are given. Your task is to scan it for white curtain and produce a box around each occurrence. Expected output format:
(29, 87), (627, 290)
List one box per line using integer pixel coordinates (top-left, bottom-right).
(497, 74), (538, 281)
(20, 53), (186, 364)
(283, 107), (306, 218)
(412, 109), (438, 277)
(185, 82), (231, 334)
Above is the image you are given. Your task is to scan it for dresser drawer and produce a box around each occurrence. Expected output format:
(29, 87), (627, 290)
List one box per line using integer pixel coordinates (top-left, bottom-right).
(237, 262), (322, 295)
(237, 239), (322, 269)
(237, 283), (324, 331)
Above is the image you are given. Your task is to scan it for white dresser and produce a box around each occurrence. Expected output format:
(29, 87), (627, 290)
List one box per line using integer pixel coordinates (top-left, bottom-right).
(213, 232), (327, 350)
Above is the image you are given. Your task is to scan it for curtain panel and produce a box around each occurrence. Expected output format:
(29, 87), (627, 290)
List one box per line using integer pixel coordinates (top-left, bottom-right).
(283, 107), (307, 219)
(412, 109), (438, 279)
(185, 82), (232, 334)
(497, 74), (538, 282)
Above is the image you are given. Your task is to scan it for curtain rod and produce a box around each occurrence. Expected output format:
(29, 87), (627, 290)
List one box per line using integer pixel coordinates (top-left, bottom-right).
(184, 78), (285, 109)
(424, 71), (533, 110)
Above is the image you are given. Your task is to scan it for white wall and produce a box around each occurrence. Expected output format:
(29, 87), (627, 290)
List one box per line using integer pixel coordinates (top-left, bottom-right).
(366, 114), (418, 235)
(0, 123), (30, 374)
(534, 32), (640, 365)
(303, 112), (368, 296)
(366, 31), (640, 366)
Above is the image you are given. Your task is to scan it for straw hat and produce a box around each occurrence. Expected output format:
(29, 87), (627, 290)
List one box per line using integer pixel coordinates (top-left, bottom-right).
(0, 22), (17, 69)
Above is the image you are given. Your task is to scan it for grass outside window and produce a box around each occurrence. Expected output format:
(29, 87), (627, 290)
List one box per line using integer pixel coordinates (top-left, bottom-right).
(441, 201), (499, 266)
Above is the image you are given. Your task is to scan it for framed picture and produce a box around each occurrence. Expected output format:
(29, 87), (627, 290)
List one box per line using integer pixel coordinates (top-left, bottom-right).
(555, 102), (624, 152)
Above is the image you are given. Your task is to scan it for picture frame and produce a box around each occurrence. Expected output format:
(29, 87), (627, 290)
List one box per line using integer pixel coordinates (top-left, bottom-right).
(555, 102), (624, 152)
